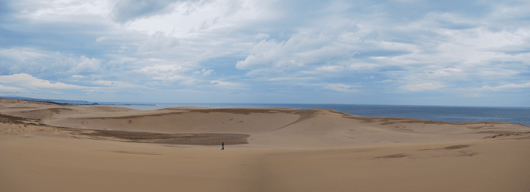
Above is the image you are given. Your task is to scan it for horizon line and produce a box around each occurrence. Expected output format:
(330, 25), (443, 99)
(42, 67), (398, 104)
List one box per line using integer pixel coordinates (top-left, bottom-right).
(1, 96), (528, 109)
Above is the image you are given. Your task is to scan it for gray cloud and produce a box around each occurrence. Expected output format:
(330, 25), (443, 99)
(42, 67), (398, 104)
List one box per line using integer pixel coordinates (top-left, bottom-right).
(137, 32), (180, 53)
(112, 0), (178, 23)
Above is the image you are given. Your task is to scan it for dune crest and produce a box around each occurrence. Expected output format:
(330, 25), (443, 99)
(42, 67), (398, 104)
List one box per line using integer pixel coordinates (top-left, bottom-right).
(1, 98), (529, 147)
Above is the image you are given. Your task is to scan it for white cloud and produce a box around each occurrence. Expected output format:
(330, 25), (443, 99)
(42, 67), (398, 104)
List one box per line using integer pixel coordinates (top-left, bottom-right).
(427, 67), (463, 77)
(347, 63), (378, 70)
(267, 77), (316, 81)
(96, 36), (108, 42)
(72, 56), (101, 73)
(193, 68), (214, 76)
(135, 63), (214, 85)
(125, 0), (277, 38)
(202, 69), (213, 76)
(0, 48), (47, 62)
(20, 0), (112, 21)
(0, 48), (102, 76)
(452, 82), (530, 97)
(325, 83), (357, 92)
(255, 33), (270, 40)
(478, 82), (530, 91)
(316, 65), (344, 72)
(139, 64), (184, 73)
(0, 73), (87, 89)
(137, 32), (179, 53)
(210, 80), (242, 87)
(377, 79), (394, 83)
(236, 23), (361, 70)
(93, 80), (138, 88)
(400, 82), (445, 92)
(0, 84), (24, 91)
(93, 80), (119, 86)
(138, 64), (185, 81)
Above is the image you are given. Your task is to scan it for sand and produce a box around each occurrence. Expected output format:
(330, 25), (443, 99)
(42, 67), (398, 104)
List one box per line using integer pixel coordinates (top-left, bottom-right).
(1, 98), (530, 192)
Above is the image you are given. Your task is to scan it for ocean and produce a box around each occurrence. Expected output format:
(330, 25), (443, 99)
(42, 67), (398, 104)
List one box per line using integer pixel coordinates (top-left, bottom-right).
(76, 102), (530, 126)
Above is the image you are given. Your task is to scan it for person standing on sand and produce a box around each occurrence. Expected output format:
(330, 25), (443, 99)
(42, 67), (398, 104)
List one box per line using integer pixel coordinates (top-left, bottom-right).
(222, 142), (224, 150)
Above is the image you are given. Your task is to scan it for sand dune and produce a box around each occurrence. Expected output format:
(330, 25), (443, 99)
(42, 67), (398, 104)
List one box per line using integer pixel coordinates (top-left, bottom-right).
(1, 98), (530, 192)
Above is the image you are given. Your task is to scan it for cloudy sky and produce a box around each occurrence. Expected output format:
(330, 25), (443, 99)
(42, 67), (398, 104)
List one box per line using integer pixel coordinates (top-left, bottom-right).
(0, 0), (529, 106)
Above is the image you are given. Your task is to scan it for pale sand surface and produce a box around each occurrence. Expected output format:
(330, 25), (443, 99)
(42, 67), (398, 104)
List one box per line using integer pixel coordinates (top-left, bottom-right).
(1, 98), (530, 192)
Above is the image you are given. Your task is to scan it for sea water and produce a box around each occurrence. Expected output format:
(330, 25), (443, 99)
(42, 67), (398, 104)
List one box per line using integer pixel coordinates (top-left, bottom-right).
(78, 103), (530, 126)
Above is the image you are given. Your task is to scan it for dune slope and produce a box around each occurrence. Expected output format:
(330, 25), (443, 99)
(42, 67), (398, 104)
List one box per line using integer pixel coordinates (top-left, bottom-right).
(1, 98), (530, 192)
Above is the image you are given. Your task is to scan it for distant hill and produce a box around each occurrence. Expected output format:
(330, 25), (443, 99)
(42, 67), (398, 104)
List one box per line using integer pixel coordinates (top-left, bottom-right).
(0, 96), (91, 105)
(0, 96), (155, 106)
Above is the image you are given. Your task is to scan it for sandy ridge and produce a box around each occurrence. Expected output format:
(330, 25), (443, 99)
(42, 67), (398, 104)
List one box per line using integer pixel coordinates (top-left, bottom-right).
(1, 98), (530, 147)
(2, 98), (530, 192)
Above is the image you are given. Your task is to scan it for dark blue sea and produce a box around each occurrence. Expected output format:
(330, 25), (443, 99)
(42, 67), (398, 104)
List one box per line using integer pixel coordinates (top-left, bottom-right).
(77, 103), (530, 126)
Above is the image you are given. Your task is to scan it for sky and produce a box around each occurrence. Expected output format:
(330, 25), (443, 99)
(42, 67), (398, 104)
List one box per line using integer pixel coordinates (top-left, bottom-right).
(0, 0), (529, 106)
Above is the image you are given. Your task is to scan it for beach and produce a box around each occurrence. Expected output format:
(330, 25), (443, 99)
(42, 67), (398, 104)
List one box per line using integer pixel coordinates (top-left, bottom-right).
(1, 98), (530, 192)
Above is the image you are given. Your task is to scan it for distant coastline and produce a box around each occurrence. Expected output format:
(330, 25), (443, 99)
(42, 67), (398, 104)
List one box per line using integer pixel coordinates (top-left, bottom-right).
(2, 96), (528, 126)
(0, 96), (155, 106)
